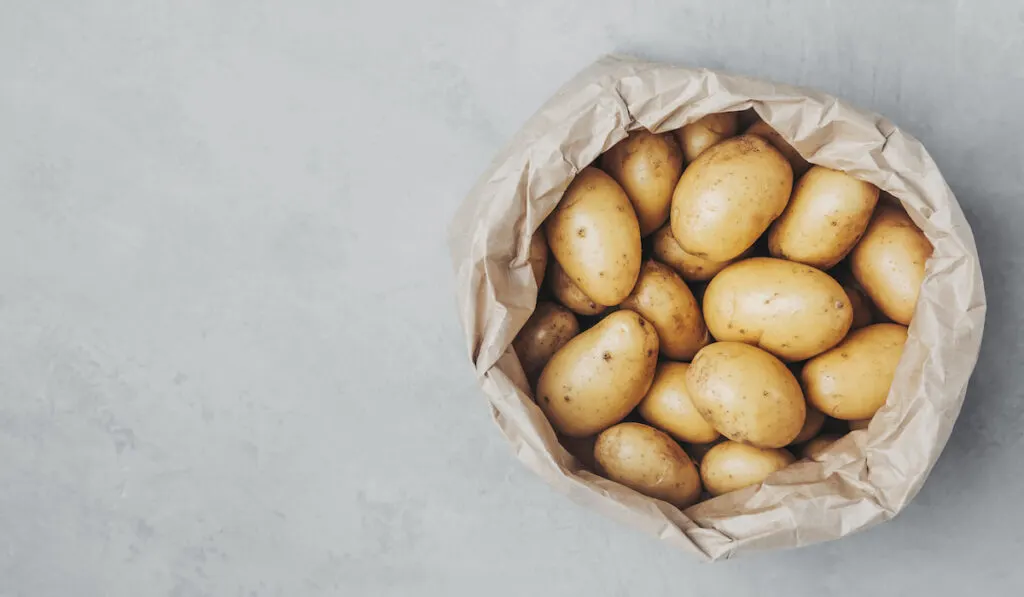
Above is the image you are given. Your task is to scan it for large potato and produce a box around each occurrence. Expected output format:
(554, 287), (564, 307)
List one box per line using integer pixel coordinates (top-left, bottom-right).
(650, 225), (742, 282)
(745, 118), (811, 177)
(547, 261), (605, 316)
(671, 135), (793, 261)
(537, 310), (659, 437)
(700, 441), (795, 497)
(638, 362), (719, 444)
(600, 131), (683, 236)
(594, 422), (702, 509)
(620, 260), (709, 360)
(768, 166), (880, 269)
(686, 342), (806, 448)
(545, 167), (642, 306)
(850, 203), (932, 325)
(702, 258), (853, 361)
(528, 232), (548, 286)
(512, 302), (580, 385)
(802, 323), (908, 420)
(675, 112), (739, 163)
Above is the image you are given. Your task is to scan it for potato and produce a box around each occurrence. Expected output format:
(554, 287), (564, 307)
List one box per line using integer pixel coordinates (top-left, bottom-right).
(638, 362), (719, 444)
(594, 422), (702, 509)
(745, 118), (811, 177)
(600, 131), (683, 236)
(686, 342), (806, 448)
(790, 404), (826, 444)
(545, 167), (642, 306)
(850, 203), (932, 325)
(675, 112), (740, 163)
(528, 232), (548, 286)
(702, 258), (853, 361)
(801, 434), (842, 460)
(547, 261), (605, 316)
(768, 166), (880, 269)
(844, 284), (874, 330)
(671, 135), (793, 261)
(513, 302), (580, 385)
(650, 225), (742, 282)
(559, 434), (599, 472)
(684, 439), (722, 464)
(620, 260), (709, 360)
(700, 441), (795, 497)
(802, 323), (908, 420)
(848, 419), (871, 431)
(537, 310), (659, 437)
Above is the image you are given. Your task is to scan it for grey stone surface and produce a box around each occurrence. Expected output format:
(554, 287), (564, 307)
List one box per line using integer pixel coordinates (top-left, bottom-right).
(1, 1), (1022, 595)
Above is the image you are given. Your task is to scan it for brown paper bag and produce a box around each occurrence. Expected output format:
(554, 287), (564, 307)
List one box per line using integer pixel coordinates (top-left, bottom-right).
(448, 55), (985, 560)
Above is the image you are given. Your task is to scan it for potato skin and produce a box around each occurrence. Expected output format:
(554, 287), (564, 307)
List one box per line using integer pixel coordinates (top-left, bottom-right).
(528, 232), (549, 286)
(802, 323), (908, 420)
(545, 167), (642, 306)
(638, 362), (719, 444)
(650, 225), (741, 282)
(620, 260), (709, 360)
(675, 112), (740, 163)
(801, 434), (842, 460)
(547, 260), (605, 316)
(850, 204), (932, 325)
(791, 404), (826, 444)
(594, 422), (702, 509)
(768, 166), (880, 269)
(513, 302), (580, 385)
(600, 131), (683, 236)
(702, 258), (853, 361)
(745, 119), (811, 177)
(700, 441), (795, 496)
(670, 135), (793, 262)
(686, 342), (806, 448)
(537, 310), (659, 437)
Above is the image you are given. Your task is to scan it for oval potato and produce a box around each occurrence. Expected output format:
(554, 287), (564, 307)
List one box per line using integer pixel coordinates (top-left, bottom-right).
(671, 135), (793, 261)
(703, 258), (853, 361)
(801, 434), (842, 460)
(700, 441), (795, 496)
(620, 260), (709, 360)
(745, 119), (811, 177)
(651, 225), (742, 282)
(802, 323), (908, 420)
(547, 260), (605, 316)
(675, 112), (739, 163)
(545, 167), (642, 306)
(600, 131), (683, 236)
(513, 302), (580, 385)
(686, 342), (806, 448)
(638, 362), (719, 444)
(791, 404), (826, 444)
(594, 422), (702, 509)
(537, 310), (659, 437)
(528, 232), (548, 286)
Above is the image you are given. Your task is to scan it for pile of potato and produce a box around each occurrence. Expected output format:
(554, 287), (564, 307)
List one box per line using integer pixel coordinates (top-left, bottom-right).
(513, 111), (932, 509)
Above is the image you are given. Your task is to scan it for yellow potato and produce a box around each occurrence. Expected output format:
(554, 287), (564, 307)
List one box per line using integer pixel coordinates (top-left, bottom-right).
(848, 418), (871, 431)
(547, 261), (605, 316)
(802, 323), (908, 420)
(790, 404), (826, 444)
(844, 284), (874, 330)
(700, 441), (795, 496)
(528, 232), (548, 286)
(671, 135), (793, 261)
(537, 310), (659, 437)
(594, 422), (702, 509)
(768, 166), (880, 269)
(512, 302), (580, 385)
(686, 342), (806, 448)
(745, 118), (811, 177)
(638, 362), (719, 444)
(650, 224), (741, 282)
(702, 258), (853, 361)
(600, 131), (683, 236)
(620, 260), (709, 360)
(850, 203), (933, 325)
(801, 434), (842, 460)
(545, 167), (642, 306)
(674, 112), (740, 163)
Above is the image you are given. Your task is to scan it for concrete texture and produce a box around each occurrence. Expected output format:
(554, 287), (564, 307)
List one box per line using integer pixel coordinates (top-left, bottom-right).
(1, 1), (1021, 595)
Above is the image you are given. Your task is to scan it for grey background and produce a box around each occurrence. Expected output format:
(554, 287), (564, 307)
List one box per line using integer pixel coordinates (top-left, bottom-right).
(1, 1), (1021, 595)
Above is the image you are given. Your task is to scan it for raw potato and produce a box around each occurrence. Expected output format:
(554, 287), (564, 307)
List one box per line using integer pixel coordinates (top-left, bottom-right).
(651, 225), (741, 282)
(844, 284), (874, 330)
(850, 203), (933, 325)
(638, 362), (719, 444)
(802, 323), (908, 420)
(547, 261), (605, 316)
(620, 260), (709, 360)
(594, 422), (702, 509)
(768, 166), (880, 269)
(528, 232), (548, 286)
(675, 112), (740, 163)
(545, 167), (642, 306)
(745, 118), (811, 177)
(536, 310), (659, 437)
(700, 441), (795, 497)
(600, 131), (683, 236)
(849, 419), (871, 431)
(512, 302), (580, 385)
(801, 434), (842, 460)
(702, 258), (853, 361)
(686, 342), (806, 448)
(791, 404), (826, 444)
(671, 135), (793, 261)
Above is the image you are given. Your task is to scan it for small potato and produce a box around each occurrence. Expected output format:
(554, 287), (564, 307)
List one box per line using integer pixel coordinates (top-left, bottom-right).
(675, 112), (740, 163)
(848, 419), (871, 431)
(801, 434), (842, 460)
(547, 261), (605, 316)
(671, 135), (793, 261)
(768, 166), (880, 269)
(528, 232), (548, 286)
(802, 323), (908, 420)
(650, 225), (742, 282)
(537, 310), (659, 437)
(620, 260), (709, 360)
(600, 131), (684, 236)
(512, 302), (580, 385)
(850, 203), (933, 325)
(700, 441), (795, 497)
(790, 404), (826, 444)
(594, 422), (702, 509)
(545, 167), (642, 306)
(686, 342), (806, 448)
(702, 258), (853, 361)
(844, 284), (874, 330)
(638, 362), (719, 444)
(745, 118), (811, 177)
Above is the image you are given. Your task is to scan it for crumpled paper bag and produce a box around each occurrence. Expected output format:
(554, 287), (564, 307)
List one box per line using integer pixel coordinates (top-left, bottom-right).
(447, 55), (986, 560)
